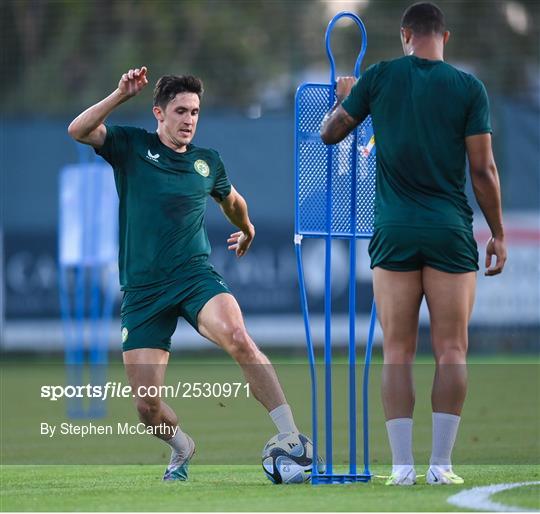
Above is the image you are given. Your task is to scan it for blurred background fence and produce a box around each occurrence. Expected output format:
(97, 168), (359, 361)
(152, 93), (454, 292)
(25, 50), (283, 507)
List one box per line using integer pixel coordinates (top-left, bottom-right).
(1, 0), (539, 353)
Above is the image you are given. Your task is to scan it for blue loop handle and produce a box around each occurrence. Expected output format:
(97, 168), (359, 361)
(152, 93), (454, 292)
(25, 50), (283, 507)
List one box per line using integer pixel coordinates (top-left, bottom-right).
(325, 11), (368, 84)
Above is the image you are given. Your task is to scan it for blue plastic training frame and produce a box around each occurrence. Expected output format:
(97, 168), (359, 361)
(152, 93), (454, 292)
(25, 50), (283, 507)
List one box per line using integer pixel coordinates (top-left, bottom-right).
(59, 145), (117, 419)
(294, 11), (377, 485)
(326, 12), (368, 85)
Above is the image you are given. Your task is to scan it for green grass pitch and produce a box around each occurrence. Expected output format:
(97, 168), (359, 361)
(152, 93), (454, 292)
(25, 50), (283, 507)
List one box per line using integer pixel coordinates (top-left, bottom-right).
(1, 465), (539, 511)
(1, 354), (539, 511)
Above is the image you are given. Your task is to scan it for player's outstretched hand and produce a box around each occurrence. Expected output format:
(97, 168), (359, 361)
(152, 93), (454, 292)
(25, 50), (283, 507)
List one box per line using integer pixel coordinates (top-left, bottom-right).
(485, 236), (507, 276)
(336, 76), (356, 102)
(118, 67), (148, 98)
(227, 226), (255, 258)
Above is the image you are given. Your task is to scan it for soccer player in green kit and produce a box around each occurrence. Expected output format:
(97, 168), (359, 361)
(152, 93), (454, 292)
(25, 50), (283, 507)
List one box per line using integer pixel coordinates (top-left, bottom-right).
(321, 3), (506, 485)
(68, 68), (300, 480)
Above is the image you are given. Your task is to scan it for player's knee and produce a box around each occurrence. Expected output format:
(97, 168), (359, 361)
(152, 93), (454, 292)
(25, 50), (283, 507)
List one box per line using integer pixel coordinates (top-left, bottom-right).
(434, 342), (467, 365)
(225, 326), (257, 360)
(383, 341), (416, 364)
(135, 396), (161, 424)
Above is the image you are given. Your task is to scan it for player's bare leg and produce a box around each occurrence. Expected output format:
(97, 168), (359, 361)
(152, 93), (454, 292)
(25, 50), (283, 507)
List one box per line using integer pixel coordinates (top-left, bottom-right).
(123, 348), (175, 436)
(423, 267), (475, 414)
(373, 267), (423, 485)
(197, 293), (298, 433)
(123, 348), (195, 480)
(423, 267), (476, 484)
(374, 268), (423, 419)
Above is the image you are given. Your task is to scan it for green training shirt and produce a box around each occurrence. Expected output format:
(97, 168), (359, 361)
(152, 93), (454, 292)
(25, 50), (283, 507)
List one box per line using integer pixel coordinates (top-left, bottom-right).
(96, 125), (231, 290)
(342, 55), (492, 232)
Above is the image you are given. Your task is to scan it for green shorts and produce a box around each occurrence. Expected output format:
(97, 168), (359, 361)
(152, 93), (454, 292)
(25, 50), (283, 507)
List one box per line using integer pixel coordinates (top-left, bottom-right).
(120, 260), (230, 352)
(368, 225), (479, 273)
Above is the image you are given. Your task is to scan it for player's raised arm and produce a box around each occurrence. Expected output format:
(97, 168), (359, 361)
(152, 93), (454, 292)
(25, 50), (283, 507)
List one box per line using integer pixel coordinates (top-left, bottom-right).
(466, 133), (507, 276)
(67, 67), (148, 148)
(217, 187), (255, 258)
(320, 76), (360, 144)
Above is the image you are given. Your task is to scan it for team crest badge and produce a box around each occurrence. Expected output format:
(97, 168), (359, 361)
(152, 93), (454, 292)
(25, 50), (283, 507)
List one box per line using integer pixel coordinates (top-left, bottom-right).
(121, 327), (129, 343)
(194, 159), (210, 177)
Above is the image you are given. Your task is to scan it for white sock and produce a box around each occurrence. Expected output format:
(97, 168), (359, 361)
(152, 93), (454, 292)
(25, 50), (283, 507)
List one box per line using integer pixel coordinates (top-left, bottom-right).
(166, 428), (190, 458)
(269, 404), (299, 433)
(430, 412), (461, 468)
(385, 418), (414, 472)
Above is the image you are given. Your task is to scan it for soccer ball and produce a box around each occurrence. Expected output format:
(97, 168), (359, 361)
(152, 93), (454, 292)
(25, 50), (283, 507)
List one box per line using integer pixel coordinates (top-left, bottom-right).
(261, 432), (319, 484)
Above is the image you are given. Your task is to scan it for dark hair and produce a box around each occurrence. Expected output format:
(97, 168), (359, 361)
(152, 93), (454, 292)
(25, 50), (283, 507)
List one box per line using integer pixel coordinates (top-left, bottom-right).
(401, 2), (446, 35)
(153, 75), (204, 109)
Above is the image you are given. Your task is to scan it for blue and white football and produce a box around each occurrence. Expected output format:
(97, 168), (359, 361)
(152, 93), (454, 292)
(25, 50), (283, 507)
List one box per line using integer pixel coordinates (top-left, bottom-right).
(261, 432), (322, 484)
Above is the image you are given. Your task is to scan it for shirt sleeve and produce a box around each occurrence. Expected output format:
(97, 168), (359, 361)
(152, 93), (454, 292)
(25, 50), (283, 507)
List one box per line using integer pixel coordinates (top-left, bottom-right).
(210, 153), (232, 201)
(465, 78), (492, 136)
(341, 64), (377, 122)
(95, 125), (131, 167)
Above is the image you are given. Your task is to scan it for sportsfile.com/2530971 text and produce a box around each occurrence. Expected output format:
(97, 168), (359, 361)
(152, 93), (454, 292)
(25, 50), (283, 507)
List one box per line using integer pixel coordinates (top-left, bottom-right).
(40, 382), (250, 401)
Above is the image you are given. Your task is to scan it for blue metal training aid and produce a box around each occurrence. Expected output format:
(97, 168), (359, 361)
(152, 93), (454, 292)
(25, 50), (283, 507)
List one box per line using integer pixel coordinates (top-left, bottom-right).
(59, 145), (118, 418)
(294, 11), (378, 485)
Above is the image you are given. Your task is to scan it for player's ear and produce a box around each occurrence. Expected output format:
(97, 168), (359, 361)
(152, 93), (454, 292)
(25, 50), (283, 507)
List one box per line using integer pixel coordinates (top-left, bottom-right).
(153, 105), (164, 122)
(443, 30), (451, 45)
(400, 28), (412, 52)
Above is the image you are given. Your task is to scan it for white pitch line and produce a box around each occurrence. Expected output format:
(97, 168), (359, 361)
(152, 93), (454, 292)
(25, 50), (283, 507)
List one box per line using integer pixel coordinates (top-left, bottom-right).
(447, 481), (540, 512)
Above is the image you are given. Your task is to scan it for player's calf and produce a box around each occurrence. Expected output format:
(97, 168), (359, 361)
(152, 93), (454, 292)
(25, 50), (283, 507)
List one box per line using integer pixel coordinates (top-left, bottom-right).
(135, 396), (162, 427)
(134, 396), (184, 440)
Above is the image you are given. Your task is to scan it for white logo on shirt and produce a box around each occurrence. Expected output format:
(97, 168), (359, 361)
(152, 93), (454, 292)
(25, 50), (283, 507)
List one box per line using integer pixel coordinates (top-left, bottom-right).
(146, 150), (160, 162)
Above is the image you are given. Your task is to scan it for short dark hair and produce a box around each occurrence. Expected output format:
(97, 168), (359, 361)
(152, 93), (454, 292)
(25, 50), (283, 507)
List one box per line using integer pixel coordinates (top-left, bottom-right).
(153, 75), (204, 109)
(401, 2), (446, 36)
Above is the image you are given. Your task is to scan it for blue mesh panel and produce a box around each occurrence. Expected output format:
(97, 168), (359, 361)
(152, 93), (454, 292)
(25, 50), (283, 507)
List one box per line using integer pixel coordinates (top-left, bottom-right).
(296, 84), (332, 235)
(295, 83), (376, 238)
(355, 119), (376, 235)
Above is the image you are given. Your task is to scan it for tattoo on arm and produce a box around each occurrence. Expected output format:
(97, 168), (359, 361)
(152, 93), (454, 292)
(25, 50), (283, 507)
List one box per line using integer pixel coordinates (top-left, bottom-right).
(320, 103), (358, 145)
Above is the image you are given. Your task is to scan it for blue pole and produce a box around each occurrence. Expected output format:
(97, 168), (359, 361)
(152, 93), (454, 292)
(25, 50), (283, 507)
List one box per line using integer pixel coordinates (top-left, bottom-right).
(73, 144), (90, 417)
(324, 92), (334, 474)
(348, 129), (359, 476)
(348, 239), (357, 476)
(324, 236), (333, 475)
(363, 299), (377, 477)
(87, 165), (109, 417)
(295, 241), (320, 483)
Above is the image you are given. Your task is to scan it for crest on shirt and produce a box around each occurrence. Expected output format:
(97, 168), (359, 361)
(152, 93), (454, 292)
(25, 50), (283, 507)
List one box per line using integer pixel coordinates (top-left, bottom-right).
(194, 159), (210, 177)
